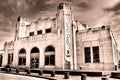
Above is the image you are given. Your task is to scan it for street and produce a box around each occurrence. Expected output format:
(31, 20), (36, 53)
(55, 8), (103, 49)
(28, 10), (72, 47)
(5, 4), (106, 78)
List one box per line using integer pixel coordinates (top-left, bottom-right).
(0, 73), (47, 80)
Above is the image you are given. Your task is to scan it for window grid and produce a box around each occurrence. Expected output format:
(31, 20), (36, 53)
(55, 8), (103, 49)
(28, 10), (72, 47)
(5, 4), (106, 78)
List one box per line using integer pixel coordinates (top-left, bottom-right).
(45, 28), (51, 33)
(45, 55), (55, 65)
(29, 32), (34, 36)
(84, 46), (100, 63)
(37, 30), (42, 35)
(84, 47), (91, 63)
(93, 46), (100, 63)
(18, 57), (26, 65)
(7, 53), (13, 65)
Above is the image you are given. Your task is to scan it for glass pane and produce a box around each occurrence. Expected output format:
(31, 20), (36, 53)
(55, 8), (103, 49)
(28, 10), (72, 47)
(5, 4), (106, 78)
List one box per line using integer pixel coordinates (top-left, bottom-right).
(18, 57), (22, 65)
(84, 47), (91, 63)
(37, 30), (42, 35)
(23, 58), (26, 65)
(93, 46), (100, 63)
(7, 54), (11, 64)
(11, 54), (13, 62)
(31, 47), (39, 53)
(19, 48), (26, 54)
(50, 55), (55, 65)
(29, 32), (34, 36)
(45, 56), (49, 65)
(45, 46), (55, 52)
(46, 28), (51, 33)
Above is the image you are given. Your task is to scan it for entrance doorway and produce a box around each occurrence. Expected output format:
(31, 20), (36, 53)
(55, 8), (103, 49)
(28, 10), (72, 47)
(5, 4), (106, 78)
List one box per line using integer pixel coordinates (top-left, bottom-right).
(31, 57), (39, 68)
(30, 47), (39, 68)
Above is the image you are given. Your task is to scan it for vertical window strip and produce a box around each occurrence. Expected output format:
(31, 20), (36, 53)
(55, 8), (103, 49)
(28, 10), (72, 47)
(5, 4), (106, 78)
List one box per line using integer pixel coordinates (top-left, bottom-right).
(93, 46), (100, 63)
(84, 47), (91, 63)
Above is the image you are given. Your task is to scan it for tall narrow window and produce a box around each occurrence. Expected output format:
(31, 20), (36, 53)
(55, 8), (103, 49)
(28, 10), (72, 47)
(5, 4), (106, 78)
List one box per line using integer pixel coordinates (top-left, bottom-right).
(45, 45), (55, 65)
(0, 55), (2, 67)
(7, 53), (13, 64)
(84, 47), (91, 63)
(37, 30), (42, 35)
(46, 28), (51, 33)
(18, 48), (26, 66)
(45, 56), (49, 65)
(18, 57), (26, 65)
(58, 4), (63, 10)
(93, 46), (100, 63)
(30, 47), (39, 68)
(29, 32), (34, 36)
(50, 55), (55, 65)
(8, 54), (11, 64)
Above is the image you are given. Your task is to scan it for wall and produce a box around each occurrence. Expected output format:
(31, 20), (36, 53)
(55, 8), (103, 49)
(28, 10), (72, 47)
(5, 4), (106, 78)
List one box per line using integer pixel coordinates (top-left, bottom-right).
(76, 27), (116, 71)
(2, 41), (14, 67)
(13, 30), (63, 69)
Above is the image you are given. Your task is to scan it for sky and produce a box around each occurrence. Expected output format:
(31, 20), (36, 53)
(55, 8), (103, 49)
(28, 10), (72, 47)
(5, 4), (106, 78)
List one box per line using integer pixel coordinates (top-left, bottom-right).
(0, 0), (120, 49)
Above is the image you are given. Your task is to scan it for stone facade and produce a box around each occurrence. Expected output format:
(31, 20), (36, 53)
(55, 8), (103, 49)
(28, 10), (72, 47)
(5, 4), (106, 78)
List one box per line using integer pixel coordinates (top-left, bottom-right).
(2, 3), (119, 71)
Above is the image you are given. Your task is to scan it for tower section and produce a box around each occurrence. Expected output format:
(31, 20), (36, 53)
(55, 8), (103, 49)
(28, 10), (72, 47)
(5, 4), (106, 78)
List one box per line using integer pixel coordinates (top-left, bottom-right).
(15, 16), (29, 40)
(57, 3), (74, 69)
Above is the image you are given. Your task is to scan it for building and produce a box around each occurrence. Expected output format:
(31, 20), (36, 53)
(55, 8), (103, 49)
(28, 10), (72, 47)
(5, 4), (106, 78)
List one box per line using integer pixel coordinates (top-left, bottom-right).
(2, 3), (119, 71)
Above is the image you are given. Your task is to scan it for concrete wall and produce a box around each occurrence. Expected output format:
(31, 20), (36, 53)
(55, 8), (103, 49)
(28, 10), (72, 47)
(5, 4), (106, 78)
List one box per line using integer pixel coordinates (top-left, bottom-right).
(2, 3), (119, 71)
(13, 31), (63, 69)
(76, 27), (116, 71)
(2, 41), (14, 67)
(26, 18), (56, 37)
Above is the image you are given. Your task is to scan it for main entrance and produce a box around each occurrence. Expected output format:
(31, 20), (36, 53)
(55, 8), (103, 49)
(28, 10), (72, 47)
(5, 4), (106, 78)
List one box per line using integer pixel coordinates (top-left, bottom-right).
(30, 47), (39, 68)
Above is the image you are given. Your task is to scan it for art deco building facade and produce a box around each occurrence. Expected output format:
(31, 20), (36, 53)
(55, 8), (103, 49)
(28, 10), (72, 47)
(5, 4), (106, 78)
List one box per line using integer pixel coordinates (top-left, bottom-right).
(2, 3), (119, 71)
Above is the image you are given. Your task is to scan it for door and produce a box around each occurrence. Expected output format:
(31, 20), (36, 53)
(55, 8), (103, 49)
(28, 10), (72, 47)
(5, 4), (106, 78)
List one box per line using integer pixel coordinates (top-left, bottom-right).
(30, 57), (39, 68)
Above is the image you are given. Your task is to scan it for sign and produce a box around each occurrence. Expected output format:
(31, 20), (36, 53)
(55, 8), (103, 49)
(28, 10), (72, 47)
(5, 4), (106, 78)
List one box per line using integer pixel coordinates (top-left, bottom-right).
(64, 10), (72, 62)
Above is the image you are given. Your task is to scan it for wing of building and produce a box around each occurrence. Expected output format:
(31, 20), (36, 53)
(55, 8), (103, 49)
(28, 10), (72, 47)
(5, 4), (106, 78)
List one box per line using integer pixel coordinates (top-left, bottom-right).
(2, 3), (119, 71)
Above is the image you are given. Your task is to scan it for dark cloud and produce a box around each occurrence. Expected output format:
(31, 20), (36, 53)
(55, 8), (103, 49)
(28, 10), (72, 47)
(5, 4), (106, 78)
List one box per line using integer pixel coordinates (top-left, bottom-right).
(0, 0), (120, 49)
(105, 1), (120, 14)
(77, 1), (91, 10)
(0, 15), (12, 32)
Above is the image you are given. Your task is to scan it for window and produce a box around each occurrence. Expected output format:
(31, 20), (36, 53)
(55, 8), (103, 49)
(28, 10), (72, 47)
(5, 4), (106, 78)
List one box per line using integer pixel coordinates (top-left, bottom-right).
(31, 47), (39, 53)
(18, 57), (26, 65)
(45, 45), (55, 65)
(50, 55), (55, 65)
(19, 48), (26, 66)
(31, 58), (39, 68)
(0, 55), (2, 67)
(30, 47), (39, 68)
(58, 5), (63, 10)
(37, 30), (42, 35)
(45, 56), (49, 65)
(7, 53), (13, 64)
(29, 32), (34, 36)
(8, 54), (11, 64)
(84, 47), (91, 63)
(45, 55), (55, 65)
(93, 46), (100, 63)
(45, 46), (55, 52)
(84, 46), (100, 63)
(19, 49), (26, 54)
(46, 28), (51, 33)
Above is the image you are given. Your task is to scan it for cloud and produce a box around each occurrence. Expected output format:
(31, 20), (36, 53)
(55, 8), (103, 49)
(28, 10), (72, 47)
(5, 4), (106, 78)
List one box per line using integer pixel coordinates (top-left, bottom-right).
(0, 0), (120, 49)
(105, 1), (120, 14)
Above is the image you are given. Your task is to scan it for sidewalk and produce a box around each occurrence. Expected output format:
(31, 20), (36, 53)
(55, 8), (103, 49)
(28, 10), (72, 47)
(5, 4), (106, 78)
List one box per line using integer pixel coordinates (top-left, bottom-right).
(0, 71), (120, 80)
